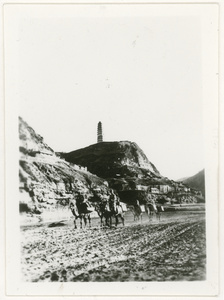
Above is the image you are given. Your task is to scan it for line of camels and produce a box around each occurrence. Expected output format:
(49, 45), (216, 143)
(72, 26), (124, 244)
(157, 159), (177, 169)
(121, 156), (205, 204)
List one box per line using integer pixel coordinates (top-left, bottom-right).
(69, 191), (164, 229)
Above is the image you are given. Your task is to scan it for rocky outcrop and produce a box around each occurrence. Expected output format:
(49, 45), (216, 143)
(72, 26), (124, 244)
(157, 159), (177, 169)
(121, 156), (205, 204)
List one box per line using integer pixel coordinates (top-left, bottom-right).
(19, 117), (203, 221)
(19, 117), (113, 223)
(19, 117), (54, 156)
(60, 141), (160, 178)
(19, 157), (110, 218)
(60, 142), (204, 205)
(60, 142), (174, 204)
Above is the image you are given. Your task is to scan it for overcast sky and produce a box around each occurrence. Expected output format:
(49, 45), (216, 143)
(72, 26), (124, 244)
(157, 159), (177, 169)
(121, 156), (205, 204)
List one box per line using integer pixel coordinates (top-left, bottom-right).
(5, 4), (208, 180)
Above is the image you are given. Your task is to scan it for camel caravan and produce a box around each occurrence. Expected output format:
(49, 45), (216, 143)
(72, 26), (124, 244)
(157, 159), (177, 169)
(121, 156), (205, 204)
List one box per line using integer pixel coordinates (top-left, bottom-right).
(26, 181), (166, 229)
(68, 188), (165, 229)
(127, 198), (164, 223)
(69, 189), (125, 229)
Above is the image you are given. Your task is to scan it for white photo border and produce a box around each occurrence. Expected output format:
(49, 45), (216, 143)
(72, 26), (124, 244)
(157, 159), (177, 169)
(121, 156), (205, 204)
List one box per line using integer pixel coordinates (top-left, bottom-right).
(1, 0), (222, 299)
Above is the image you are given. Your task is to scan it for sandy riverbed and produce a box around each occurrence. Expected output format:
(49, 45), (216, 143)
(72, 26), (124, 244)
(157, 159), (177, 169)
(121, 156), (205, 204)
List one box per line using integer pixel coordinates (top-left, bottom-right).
(20, 210), (206, 282)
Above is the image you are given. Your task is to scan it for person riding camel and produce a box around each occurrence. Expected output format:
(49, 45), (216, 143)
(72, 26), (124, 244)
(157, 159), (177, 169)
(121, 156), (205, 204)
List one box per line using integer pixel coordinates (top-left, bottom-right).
(115, 193), (123, 211)
(109, 189), (122, 213)
(134, 199), (142, 215)
(70, 199), (79, 216)
(74, 191), (93, 214)
(108, 190), (116, 213)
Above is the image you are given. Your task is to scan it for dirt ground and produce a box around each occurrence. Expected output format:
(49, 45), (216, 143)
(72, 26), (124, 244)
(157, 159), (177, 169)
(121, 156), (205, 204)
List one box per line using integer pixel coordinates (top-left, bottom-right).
(20, 210), (206, 282)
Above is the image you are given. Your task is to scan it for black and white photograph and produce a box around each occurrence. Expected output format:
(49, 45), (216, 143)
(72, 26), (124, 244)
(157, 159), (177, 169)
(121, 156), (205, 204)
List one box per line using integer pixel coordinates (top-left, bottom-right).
(2, 1), (220, 298)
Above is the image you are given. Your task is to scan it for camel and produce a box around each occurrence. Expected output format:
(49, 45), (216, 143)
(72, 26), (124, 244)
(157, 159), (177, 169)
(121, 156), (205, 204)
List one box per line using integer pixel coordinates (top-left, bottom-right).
(90, 189), (124, 228)
(128, 200), (143, 222)
(69, 199), (94, 229)
(109, 200), (125, 227)
(94, 201), (111, 227)
(144, 202), (157, 221)
(155, 204), (164, 221)
(94, 200), (125, 228)
(145, 201), (164, 221)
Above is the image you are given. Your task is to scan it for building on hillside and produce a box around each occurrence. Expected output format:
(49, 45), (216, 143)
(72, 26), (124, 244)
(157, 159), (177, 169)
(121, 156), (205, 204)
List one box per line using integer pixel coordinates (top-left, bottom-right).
(183, 186), (191, 193)
(147, 184), (174, 194)
(150, 187), (160, 194)
(190, 188), (202, 196)
(159, 184), (174, 193)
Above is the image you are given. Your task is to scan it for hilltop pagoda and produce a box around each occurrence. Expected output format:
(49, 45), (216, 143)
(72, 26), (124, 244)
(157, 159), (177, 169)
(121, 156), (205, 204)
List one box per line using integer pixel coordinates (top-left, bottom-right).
(97, 122), (103, 143)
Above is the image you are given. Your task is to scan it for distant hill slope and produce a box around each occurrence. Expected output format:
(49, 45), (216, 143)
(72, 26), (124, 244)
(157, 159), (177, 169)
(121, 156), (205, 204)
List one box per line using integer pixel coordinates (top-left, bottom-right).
(181, 170), (205, 197)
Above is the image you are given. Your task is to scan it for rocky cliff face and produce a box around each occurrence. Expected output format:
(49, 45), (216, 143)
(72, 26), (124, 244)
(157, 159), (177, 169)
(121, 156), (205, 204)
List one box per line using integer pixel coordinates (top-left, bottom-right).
(19, 117), (54, 155)
(60, 142), (174, 204)
(19, 117), (112, 223)
(60, 142), (203, 205)
(19, 117), (202, 220)
(61, 141), (160, 178)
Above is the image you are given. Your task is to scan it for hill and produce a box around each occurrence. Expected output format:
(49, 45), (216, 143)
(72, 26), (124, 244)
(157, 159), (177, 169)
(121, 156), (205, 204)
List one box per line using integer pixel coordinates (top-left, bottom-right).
(60, 142), (201, 205)
(19, 117), (203, 221)
(19, 117), (113, 223)
(60, 142), (165, 203)
(19, 117), (54, 155)
(60, 141), (160, 178)
(181, 170), (205, 197)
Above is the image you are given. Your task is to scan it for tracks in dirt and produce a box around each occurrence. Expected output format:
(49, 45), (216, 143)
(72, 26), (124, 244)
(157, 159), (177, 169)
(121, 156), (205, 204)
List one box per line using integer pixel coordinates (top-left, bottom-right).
(21, 213), (206, 282)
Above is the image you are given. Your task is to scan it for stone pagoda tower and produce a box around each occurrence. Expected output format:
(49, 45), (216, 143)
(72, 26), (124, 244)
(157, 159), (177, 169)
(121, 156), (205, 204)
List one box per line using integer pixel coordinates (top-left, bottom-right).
(97, 121), (103, 143)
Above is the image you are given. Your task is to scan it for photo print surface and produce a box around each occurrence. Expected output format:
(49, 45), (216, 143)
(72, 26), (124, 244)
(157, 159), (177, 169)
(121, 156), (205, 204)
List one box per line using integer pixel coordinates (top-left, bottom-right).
(3, 2), (219, 297)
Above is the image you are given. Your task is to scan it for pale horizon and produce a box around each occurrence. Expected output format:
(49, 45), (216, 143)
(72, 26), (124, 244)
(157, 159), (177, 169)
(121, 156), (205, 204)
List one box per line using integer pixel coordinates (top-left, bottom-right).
(5, 4), (207, 180)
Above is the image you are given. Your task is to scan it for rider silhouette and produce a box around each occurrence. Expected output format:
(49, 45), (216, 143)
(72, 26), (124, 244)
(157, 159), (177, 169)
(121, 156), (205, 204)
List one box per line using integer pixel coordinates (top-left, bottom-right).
(109, 190), (122, 213)
(134, 199), (142, 214)
(109, 190), (116, 212)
